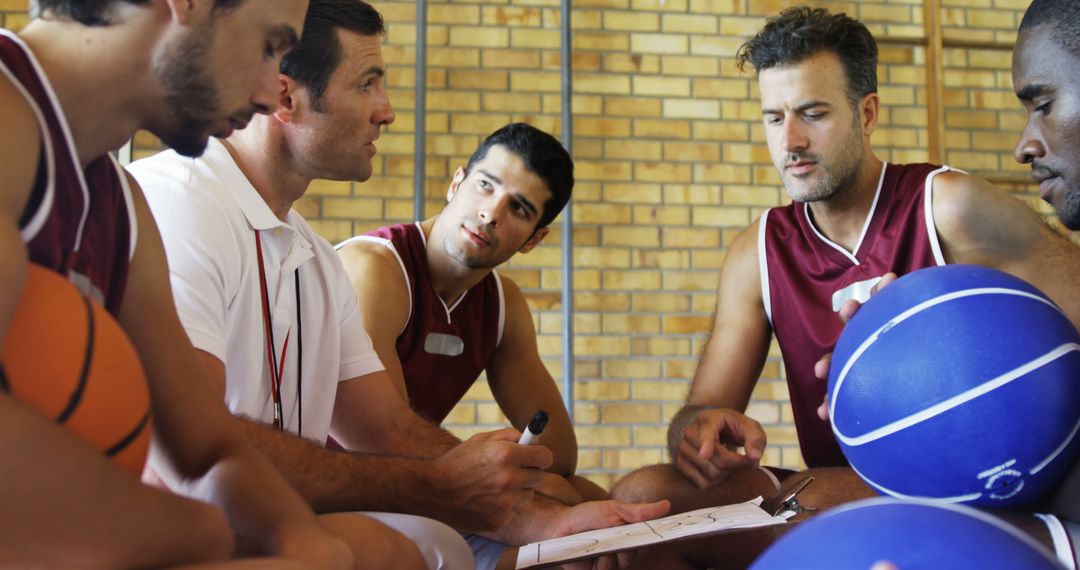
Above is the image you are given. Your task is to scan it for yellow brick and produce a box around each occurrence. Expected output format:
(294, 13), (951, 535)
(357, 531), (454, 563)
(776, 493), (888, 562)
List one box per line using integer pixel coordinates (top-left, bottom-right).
(603, 226), (660, 247)
(571, 117), (630, 138)
(449, 26), (509, 48)
(967, 8), (1017, 29)
(633, 205), (690, 225)
(971, 91), (1018, 111)
(634, 249), (691, 269)
(575, 292), (631, 312)
(941, 69), (998, 89)
(632, 380), (690, 401)
(663, 141), (721, 163)
(604, 11), (659, 31)
(660, 97), (721, 119)
(602, 270), (661, 290)
(511, 29), (561, 49)
(605, 96), (662, 117)
(689, 34), (745, 58)
(632, 76), (690, 98)
(307, 220), (352, 244)
(691, 249), (727, 269)
(690, 80), (746, 103)
(633, 118), (692, 139)
(307, 179), (353, 197)
(569, 9), (603, 30)
(602, 182), (662, 202)
(633, 293), (691, 313)
(663, 270), (720, 291)
(630, 33), (688, 55)
(443, 403), (478, 425)
(662, 227), (720, 248)
(635, 162), (692, 183)
(429, 4), (481, 24)
(664, 359), (700, 380)
(858, 3), (915, 24)
(482, 49), (541, 69)
(634, 426), (669, 446)
(631, 0), (689, 11)
(574, 203), (633, 224)
(945, 151), (999, 171)
(604, 53), (661, 74)
(323, 197), (384, 220)
(690, 165), (749, 187)
(575, 32), (630, 51)
(576, 160), (633, 181)
(573, 246), (633, 268)
(603, 358), (663, 378)
(603, 403), (662, 423)
(448, 70), (508, 90)
(946, 110), (998, 130)
(483, 92), (542, 113)
(476, 403), (509, 425)
(577, 426), (633, 447)
(604, 313), (660, 336)
(427, 92), (481, 112)
(483, 6), (544, 26)
(722, 185), (781, 206)
(604, 140), (663, 161)
(574, 73), (632, 95)
(576, 380), (632, 401)
(661, 314), (712, 334)
(687, 0), (739, 11)
(509, 71), (561, 92)
(722, 143), (771, 165)
(664, 14), (717, 34)
(692, 206), (751, 227)
(659, 55), (721, 78)
(425, 47), (477, 68)
(662, 184), (719, 204)
(633, 337), (692, 357)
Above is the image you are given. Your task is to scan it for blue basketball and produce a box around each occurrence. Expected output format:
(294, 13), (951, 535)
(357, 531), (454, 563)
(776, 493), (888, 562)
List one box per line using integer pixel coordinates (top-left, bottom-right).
(828, 265), (1080, 506)
(750, 498), (1062, 570)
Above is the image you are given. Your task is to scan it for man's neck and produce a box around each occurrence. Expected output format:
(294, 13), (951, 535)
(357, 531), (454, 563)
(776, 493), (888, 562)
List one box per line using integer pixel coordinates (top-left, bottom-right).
(223, 122), (312, 222)
(19, 19), (157, 168)
(420, 217), (495, 306)
(805, 155), (885, 253)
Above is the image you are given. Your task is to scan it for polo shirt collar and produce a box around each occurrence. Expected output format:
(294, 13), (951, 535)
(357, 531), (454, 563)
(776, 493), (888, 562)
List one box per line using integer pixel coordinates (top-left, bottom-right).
(204, 137), (289, 233)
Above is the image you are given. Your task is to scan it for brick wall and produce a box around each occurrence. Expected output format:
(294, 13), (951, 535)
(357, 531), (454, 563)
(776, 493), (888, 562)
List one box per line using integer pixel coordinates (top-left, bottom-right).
(2, 0), (1057, 490)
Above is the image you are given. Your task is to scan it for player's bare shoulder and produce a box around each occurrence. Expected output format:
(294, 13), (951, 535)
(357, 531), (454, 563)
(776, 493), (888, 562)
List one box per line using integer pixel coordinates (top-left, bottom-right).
(0, 72), (43, 219)
(337, 235), (402, 280)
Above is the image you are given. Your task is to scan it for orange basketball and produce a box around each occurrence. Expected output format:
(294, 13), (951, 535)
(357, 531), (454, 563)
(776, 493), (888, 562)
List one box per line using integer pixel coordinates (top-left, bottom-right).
(0, 264), (151, 475)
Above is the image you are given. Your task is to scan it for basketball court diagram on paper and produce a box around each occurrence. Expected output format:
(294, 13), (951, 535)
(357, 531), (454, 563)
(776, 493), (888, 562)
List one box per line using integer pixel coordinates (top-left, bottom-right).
(515, 498), (789, 569)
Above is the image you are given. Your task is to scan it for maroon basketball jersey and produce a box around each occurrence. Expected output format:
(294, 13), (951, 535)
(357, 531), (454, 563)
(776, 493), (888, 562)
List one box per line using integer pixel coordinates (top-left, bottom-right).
(761, 162), (951, 467)
(341, 223), (504, 424)
(0, 30), (134, 317)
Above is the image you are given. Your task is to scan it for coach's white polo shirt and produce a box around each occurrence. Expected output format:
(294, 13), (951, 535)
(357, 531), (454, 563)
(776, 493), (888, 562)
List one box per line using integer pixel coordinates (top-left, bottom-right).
(131, 138), (383, 442)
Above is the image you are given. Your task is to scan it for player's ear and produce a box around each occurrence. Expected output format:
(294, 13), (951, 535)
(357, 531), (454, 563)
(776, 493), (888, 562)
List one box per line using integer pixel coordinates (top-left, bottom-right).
(519, 227), (549, 254)
(447, 167), (466, 202)
(274, 75), (301, 124)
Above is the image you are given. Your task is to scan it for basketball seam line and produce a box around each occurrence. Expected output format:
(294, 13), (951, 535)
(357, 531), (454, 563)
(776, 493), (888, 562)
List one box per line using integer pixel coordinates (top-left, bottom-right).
(57, 295), (93, 424)
(105, 411), (150, 457)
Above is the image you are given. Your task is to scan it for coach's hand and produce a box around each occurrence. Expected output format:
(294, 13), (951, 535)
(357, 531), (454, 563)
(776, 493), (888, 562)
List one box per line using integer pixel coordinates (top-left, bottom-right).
(429, 427), (552, 533)
(815, 272), (897, 421)
(675, 408), (766, 489)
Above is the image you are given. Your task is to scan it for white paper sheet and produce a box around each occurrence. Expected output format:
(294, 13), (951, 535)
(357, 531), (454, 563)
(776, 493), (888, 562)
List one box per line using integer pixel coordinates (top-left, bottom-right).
(515, 497), (790, 569)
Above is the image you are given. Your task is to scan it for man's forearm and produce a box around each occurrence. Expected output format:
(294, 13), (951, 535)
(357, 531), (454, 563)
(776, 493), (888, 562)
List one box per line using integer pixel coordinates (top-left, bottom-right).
(236, 418), (448, 516)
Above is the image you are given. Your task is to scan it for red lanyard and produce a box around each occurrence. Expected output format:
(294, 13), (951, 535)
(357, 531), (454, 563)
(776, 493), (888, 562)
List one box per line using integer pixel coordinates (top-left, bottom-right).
(254, 230), (302, 435)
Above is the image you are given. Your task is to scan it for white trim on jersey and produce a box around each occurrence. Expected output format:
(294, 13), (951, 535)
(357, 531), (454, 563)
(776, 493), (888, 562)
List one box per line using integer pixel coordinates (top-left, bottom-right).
(801, 161), (889, 266)
(335, 234), (413, 337)
(1, 31), (92, 251)
(757, 208), (773, 329)
(0, 30), (56, 243)
(922, 165), (959, 267)
(493, 270), (506, 348)
(108, 154), (138, 261)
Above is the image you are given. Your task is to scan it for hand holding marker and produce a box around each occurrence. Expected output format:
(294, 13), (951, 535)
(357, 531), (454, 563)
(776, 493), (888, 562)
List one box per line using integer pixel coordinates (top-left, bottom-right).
(518, 410), (548, 445)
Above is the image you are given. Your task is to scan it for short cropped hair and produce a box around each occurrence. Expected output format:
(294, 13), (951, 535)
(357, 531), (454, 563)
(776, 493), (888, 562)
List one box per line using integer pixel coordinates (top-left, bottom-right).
(31, 0), (244, 26)
(1019, 0), (1080, 59)
(736, 6), (878, 108)
(464, 123), (574, 230)
(280, 0), (384, 105)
